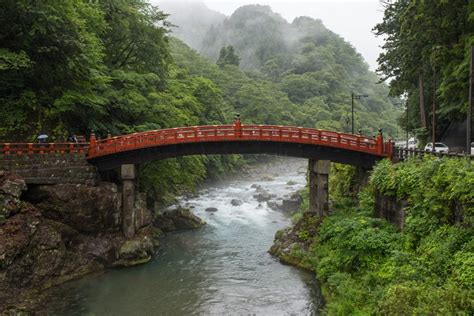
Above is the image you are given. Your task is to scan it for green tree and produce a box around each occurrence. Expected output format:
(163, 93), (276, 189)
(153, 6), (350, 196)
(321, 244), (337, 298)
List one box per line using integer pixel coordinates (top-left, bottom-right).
(0, 0), (107, 140)
(216, 45), (240, 68)
(374, 0), (473, 141)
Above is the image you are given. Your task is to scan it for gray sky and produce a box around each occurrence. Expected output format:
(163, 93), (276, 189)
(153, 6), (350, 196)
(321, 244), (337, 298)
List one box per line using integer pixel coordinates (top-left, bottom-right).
(158, 0), (385, 71)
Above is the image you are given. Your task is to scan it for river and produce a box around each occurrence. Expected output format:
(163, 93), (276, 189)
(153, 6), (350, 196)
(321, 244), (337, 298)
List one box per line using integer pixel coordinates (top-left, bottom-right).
(42, 157), (323, 315)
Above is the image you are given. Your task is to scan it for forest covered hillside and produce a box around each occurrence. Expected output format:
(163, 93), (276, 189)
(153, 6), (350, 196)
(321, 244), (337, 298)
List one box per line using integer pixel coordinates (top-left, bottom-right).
(165, 4), (402, 136)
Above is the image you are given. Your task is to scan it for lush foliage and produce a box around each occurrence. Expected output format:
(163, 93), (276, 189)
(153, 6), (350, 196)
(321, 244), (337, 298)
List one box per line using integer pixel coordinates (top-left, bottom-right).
(295, 158), (474, 314)
(217, 45), (240, 68)
(0, 0), (172, 140)
(374, 0), (473, 142)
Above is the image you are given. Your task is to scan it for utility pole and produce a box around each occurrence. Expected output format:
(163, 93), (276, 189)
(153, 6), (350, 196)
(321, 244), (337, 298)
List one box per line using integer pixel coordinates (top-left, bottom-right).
(432, 62), (436, 150)
(345, 113), (350, 133)
(406, 102), (409, 148)
(351, 93), (368, 134)
(351, 93), (354, 134)
(467, 47), (473, 153)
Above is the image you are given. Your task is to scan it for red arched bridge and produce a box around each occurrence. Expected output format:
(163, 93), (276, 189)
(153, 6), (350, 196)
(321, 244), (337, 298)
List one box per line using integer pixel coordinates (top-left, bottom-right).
(0, 122), (394, 237)
(0, 123), (393, 169)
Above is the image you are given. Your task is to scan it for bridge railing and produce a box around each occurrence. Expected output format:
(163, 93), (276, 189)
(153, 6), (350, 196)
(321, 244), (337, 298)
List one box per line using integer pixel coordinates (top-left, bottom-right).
(0, 143), (88, 155)
(88, 124), (391, 158)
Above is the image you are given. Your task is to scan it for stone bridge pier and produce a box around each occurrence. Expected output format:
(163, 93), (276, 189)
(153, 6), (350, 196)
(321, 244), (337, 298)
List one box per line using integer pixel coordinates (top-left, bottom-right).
(308, 159), (330, 217)
(121, 164), (137, 239)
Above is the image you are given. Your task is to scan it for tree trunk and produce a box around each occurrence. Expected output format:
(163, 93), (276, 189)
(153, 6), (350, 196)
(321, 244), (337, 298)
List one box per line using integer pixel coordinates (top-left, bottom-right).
(418, 73), (427, 128)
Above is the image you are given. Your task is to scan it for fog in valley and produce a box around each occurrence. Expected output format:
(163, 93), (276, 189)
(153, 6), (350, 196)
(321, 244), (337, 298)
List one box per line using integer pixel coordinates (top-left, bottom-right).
(157, 0), (384, 70)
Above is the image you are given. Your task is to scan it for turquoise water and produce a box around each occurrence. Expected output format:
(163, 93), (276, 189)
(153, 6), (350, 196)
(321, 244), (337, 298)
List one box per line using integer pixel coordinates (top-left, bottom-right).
(43, 158), (323, 315)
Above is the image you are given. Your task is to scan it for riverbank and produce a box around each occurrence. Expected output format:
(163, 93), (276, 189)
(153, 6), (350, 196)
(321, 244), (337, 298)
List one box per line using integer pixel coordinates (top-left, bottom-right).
(270, 158), (474, 314)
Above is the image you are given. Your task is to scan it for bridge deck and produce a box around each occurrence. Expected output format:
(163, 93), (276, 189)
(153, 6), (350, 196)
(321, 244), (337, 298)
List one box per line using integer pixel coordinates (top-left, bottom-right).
(0, 125), (393, 165)
(88, 125), (392, 159)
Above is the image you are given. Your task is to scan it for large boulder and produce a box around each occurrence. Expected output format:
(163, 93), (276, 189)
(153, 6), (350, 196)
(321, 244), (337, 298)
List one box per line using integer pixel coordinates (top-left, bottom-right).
(154, 207), (205, 232)
(23, 183), (122, 234)
(0, 175), (27, 225)
(269, 212), (321, 270)
(253, 191), (275, 202)
(231, 199), (243, 206)
(267, 200), (282, 211)
(0, 178), (26, 198)
(114, 235), (154, 267)
(281, 192), (303, 213)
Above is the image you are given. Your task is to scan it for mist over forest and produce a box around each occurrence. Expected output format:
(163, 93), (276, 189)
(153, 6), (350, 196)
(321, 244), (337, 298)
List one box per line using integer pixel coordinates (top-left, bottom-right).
(160, 2), (402, 136)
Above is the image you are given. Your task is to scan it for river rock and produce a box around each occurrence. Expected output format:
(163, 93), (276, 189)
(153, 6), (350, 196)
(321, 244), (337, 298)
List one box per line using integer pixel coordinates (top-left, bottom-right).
(253, 191), (275, 202)
(115, 235), (154, 267)
(281, 192), (303, 212)
(154, 207), (205, 232)
(261, 174), (274, 181)
(269, 212), (321, 270)
(231, 199), (243, 206)
(205, 207), (218, 212)
(267, 200), (282, 211)
(250, 184), (261, 189)
(0, 178), (26, 198)
(0, 175), (28, 224)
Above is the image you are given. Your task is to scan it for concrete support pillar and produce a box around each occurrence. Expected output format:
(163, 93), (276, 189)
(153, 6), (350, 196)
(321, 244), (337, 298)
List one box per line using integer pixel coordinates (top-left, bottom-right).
(121, 164), (136, 239)
(309, 159), (330, 217)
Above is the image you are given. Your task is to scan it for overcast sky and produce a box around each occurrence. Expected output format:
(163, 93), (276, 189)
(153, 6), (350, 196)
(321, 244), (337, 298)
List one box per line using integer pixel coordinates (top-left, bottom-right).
(158, 0), (385, 71)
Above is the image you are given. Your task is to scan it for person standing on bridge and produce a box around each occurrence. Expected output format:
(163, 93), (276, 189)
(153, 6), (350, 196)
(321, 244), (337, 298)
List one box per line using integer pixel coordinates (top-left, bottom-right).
(234, 113), (242, 137)
(68, 134), (78, 143)
(37, 133), (48, 144)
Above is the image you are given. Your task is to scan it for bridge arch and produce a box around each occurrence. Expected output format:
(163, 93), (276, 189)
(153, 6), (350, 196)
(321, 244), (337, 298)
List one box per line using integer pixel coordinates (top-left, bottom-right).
(87, 124), (392, 170)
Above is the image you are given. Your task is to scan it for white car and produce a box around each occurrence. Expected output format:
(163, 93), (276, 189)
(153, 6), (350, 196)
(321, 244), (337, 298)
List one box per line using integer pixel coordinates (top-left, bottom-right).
(424, 142), (449, 153)
(471, 142), (474, 155)
(407, 137), (418, 149)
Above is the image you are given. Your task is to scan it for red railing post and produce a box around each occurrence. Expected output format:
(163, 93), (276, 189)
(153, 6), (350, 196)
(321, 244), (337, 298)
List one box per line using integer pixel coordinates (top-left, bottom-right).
(234, 115), (242, 138)
(376, 129), (384, 155)
(89, 131), (97, 157)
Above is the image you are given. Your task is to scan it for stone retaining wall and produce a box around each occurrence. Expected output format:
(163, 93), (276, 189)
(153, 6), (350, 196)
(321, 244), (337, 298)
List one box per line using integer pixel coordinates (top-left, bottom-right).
(374, 190), (406, 229)
(0, 154), (98, 185)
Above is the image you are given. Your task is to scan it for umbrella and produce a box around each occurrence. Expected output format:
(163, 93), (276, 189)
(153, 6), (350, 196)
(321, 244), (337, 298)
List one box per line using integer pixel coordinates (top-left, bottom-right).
(37, 134), (48, 140)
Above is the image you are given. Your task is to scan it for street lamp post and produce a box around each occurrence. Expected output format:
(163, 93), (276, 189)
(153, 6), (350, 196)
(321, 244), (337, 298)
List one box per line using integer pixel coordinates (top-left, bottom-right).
(351, 93), (369, 134)
(406, 103), (409, 149)
(345, 112), (350, 133)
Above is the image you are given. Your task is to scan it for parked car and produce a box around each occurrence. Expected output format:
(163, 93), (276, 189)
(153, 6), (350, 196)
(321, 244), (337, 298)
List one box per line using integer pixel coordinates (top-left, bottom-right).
(407, 137), (418, 149)
(424, 142), (449, 153)
(471, 142), (474, 155)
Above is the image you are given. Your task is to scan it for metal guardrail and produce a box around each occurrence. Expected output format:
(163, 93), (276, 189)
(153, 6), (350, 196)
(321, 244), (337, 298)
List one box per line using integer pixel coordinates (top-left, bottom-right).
(393, 147), (474, 161)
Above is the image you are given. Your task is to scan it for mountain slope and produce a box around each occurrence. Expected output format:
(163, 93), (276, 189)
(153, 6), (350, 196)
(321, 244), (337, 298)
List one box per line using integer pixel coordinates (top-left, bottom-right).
(164, 4), (401, 136)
